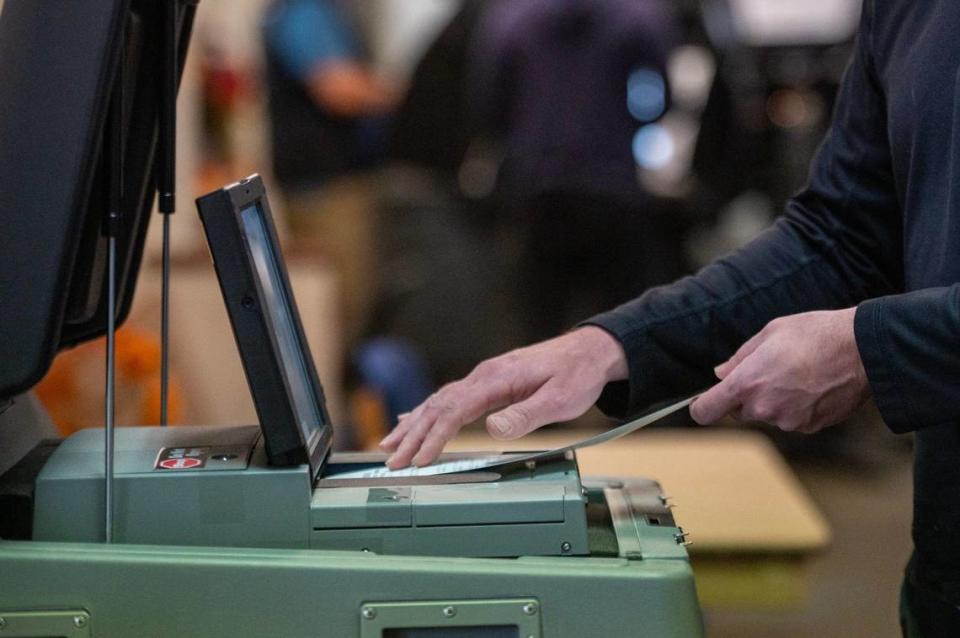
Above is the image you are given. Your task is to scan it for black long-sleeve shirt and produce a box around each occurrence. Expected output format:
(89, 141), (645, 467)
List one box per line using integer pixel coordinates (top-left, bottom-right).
(587, 1), (960, 583)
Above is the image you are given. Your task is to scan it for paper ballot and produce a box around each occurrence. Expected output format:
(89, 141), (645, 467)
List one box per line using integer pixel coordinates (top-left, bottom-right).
(328, 396), (696, 479)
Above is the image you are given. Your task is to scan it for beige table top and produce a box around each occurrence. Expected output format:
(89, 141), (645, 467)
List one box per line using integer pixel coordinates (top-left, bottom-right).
(449, 426), (831, 555)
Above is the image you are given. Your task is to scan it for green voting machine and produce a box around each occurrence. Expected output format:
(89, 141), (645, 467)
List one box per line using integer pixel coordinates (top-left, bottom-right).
(15, 174), (703, 636)
(0, 1), (703, 635)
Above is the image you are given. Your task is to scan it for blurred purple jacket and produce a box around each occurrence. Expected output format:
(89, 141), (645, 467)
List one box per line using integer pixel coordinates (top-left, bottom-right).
(468, 0), (678, 205)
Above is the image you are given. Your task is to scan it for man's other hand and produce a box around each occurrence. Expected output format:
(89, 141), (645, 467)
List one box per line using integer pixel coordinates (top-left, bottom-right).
(379, 327), (629, 470)
(690, 308), (871, 433)
(308, 61), (400, 118)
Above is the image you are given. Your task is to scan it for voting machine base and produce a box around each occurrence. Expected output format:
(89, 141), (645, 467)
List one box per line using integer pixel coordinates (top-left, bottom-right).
(12, 424), (703, 636)
(32, 426), (594, 558)
(1, 427), (702, 637)
(0, 532), (700, 637)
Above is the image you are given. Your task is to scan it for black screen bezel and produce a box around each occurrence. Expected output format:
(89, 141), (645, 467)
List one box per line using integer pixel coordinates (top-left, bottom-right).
(196, 175), (332, 476)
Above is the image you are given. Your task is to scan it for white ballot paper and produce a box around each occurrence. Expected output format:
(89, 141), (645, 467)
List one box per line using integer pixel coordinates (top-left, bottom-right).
(327, 396), (696, 479)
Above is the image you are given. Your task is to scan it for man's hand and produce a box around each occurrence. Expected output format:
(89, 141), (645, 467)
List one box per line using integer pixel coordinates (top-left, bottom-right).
(690, 308), (871, 433)
(379, 327), (629, 469)
(308, 61), (400, 118)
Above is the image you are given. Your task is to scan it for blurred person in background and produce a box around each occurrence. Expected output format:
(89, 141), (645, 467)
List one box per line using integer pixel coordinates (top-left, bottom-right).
(382, 2), (960, 634)
(469, 0), (688, 343)
(262, 0), (401, 343)
(353, 0), (689, 433)
(351, 1), (516, 433)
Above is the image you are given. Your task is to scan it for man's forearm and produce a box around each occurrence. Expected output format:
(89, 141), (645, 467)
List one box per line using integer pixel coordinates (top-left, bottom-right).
(584, 214), (883, 416)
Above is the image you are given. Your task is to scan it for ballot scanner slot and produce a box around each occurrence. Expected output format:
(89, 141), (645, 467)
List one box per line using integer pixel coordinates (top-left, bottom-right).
(316, 473), (502, 488)
(315, 452), (551, 488)
(316, 451), (515, 488)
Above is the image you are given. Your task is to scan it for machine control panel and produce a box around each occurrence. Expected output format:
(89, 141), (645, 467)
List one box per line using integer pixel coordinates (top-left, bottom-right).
(154, 445), (252, 472)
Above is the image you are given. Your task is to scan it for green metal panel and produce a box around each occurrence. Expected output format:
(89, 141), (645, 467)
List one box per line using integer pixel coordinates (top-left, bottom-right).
(598, 484), (691, 560)
(32, 428), (694, 562)
(358, 599), (541, 638)
(0, 541), (704, 637)
(37, 426), (260, 478)
(20, 428), (704, 635)
(35, 428), (591, 556)
(411, 484), (564, 526)
(310, 519), (587, 558)
(0, 610), (90, 637)
(33, 427), (313, 548)
(312, 487), (414, 529)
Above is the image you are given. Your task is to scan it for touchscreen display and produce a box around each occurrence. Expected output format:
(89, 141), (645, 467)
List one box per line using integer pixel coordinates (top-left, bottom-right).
(240, 203), (323, 441)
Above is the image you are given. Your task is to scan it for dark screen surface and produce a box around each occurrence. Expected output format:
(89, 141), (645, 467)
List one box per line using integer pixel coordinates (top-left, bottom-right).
(0, 0), (196, 400)
(239, 204), (325, 445)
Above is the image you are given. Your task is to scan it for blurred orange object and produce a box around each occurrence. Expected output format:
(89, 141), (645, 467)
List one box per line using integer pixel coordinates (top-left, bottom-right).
(350, 387), (389, 451)
(34, 327), (184, 436)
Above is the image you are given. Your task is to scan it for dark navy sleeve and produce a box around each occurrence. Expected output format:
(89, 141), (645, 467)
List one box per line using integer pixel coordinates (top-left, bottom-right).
(855, 288), (960, 433)
(583, 6), (903, 417)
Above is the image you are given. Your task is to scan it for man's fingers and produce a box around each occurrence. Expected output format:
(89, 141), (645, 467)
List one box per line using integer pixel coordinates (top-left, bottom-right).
(690, 379), (740, 425)
(386, 426), (428, 469)
(713, 361), (733, 381)
(379, 423), (407, 452)
(715, 330), (767, 380)
(384, 371), (521, 469)
(411, 417), (463, 468)
(409, 435), (449, 469)
(379, 412), (416, 452)
(486, 380), (580, 440)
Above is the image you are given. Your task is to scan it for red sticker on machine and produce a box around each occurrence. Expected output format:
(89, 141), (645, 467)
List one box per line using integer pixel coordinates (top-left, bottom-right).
(158, 458), (203, 470)
(155, 447), (209, 470)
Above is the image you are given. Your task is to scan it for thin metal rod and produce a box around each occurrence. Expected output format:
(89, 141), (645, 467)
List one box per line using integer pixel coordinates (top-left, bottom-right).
(104, 10), (125, 544)
(158, 0), (178, 426)
(158, 0), (177, 210)
(105, 235), (117, 543)
(160, 214), (171, 426)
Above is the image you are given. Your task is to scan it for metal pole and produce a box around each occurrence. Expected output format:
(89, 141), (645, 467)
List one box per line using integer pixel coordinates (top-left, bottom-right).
(161, 214), (171, 426)
(105, 235), (117, 543)
(103, 12), (126, 544)
(158, 0), (178, 426)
